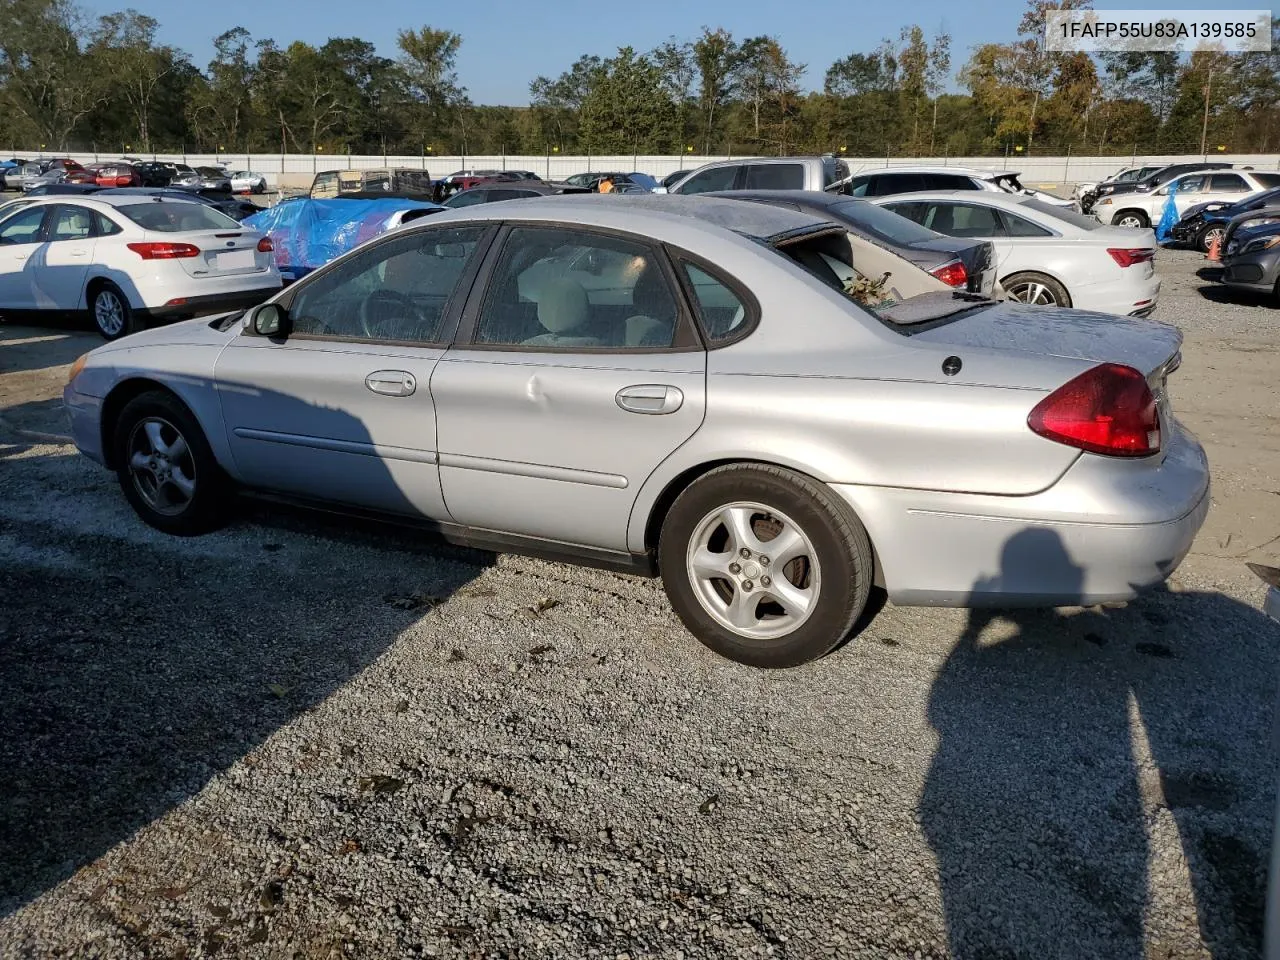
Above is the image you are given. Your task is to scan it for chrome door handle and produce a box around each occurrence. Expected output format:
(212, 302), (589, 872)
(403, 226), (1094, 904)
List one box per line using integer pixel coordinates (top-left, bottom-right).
(616, 384), (683, 415)
(365, 370), (417, 397)
(69, 250), (88, 257)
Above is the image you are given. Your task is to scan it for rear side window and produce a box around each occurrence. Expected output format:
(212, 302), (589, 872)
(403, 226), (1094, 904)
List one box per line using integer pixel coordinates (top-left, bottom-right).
(1252, 173), (1280, 189)
(93, 211), (123, 236)
(742, 163), (805, 190)
(871, 173), (927, 196)
(681, 263), (749, 344)
(924, 202), (1002, 237)
(673, 165), (738, 194)
(1209, 174), (1248, 192)
(115, 201), (240, 232)
(924, 173), (981, 190)
(1001, 212), (1053, 238)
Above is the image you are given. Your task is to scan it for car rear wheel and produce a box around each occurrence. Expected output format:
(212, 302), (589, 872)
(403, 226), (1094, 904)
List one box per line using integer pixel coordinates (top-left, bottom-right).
(1003, 272), (1071, 308)
(1198, 224), (1226, 253)
(113, 390), (229, 536)
(1114, 210), (1149, 229)
(90, 282), (137, 340)
(658, 464), (874, 668)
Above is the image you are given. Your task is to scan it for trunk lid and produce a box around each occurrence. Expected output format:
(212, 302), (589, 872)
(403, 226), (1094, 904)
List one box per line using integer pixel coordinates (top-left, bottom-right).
(911, 302), (1181, 378)
(146, 228), (273, 279)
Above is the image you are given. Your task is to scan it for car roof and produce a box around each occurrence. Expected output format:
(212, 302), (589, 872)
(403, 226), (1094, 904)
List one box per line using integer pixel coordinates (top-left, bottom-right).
(16, 193), (208, 210)
(870, 189), (1039, 210)
(419, 194), (833, 244)
(854, 166), (1002, 178)
(708, 189), (856, 209)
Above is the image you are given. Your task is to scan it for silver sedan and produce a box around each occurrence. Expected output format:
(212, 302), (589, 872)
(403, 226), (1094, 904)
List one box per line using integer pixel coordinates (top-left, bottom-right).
(63, 196), (1209, 668)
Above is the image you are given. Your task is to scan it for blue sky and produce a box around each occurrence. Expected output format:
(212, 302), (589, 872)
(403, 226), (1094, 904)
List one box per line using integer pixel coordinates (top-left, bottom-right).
(87, 0), (1280, 105)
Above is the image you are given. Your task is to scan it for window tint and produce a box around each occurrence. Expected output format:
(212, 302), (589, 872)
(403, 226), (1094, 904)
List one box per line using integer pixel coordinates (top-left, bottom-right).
(485, 189), (532, 202)
(1253, 173), (1280, 189)
(924, 203), (1002, 237)
(446, 190), (490, 207)
(742, 163), (805, 190)
(924, 173), (981, 190)
(682, 263), (747, 343)
(475, 226), (678, 349)
(882, 201), (926, 224)
(0, 207), (47, 245)
(847, 176), (872, 197)
(49, 205), (94, 240)
(673, 165), (738, 194)
(1208, 173), (1248, 192)
(116, 201), (239, 232)
(93, 211), (123, 236)
(871, 173), (927, 196)
(1001, 212), (1053, 237)
(829, 199), (939, 244)
(289, 225), (486, 342)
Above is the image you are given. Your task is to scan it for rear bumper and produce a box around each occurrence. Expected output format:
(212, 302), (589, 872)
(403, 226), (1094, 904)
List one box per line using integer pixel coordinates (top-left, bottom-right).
(137, 286), (278, 321)
(1071, 272), (1161, 317)
(830, 420), (1210, 607)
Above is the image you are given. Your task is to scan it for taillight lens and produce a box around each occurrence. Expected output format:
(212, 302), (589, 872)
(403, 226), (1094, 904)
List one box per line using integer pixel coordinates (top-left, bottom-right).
(930, 259), (968, 288)
(126, 242), (200, 260)
(1028, 363), (1160, 457)
(1107, 248), (1155, 268)
(257, 237), (273, 252)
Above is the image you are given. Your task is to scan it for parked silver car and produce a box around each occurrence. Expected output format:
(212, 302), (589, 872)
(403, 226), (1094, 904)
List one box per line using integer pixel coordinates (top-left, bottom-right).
(63, 196), (1209, 667)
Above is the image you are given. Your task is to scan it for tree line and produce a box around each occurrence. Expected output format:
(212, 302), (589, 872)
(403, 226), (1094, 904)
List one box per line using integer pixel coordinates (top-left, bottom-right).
(1, 0), (1278, 157)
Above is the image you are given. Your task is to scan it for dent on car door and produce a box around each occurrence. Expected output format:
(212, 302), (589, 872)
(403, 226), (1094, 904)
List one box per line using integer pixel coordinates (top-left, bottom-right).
(431, 224), (708, 552)
(213, 224), (494, 517)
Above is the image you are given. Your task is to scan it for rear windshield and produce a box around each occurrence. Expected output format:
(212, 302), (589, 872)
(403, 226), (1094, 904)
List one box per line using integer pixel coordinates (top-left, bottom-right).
(116, 201), (240, 232)
(829, 199), (939, 244)
(1018, 197), (1101, 230)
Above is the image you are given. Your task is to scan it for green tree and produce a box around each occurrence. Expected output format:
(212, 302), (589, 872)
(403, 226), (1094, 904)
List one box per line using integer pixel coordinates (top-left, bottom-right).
(396, 26), (464, 142)
(692, 27), (740, 154)
(89, 10), (187, 151)
(187, 27), (256, 150)
(577, 46), (675, 154)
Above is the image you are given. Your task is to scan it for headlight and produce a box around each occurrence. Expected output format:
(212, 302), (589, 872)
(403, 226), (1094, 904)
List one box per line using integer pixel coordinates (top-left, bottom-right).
(67, 352), (88, 384)
(1099, 198), (1112, 205)
(1240, 235), (1280, 255)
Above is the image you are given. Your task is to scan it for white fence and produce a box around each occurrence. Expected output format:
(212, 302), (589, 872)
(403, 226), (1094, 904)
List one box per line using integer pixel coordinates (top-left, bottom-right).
(8, 149), (1280, 186)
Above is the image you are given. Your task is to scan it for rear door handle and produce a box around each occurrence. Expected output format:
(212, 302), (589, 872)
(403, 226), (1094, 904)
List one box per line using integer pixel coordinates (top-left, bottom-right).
(616, 384), (683, 415)
(365, 370), (417, 397)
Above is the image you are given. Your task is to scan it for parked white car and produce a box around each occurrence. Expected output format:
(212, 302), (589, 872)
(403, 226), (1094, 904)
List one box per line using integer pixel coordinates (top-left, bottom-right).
(1093, 169), (1280, 228)
(0, 195), (281, 339)
(1072, 165), (1162, 205)
(229, 171), (268, 193)
(873, 190), (1160, 315)
(842, 166), (1075, 208)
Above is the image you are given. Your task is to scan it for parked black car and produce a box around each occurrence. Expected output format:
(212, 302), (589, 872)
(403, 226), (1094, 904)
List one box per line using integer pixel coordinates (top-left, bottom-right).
(1171, 186), (1280, 252)
(661, 169), (695, 190)
(1082, 162), (1235, 214)
(135, 161), (176, 187)
(1219, 212), (1280, 302)
(442, 180), (591, 208)
(710, 189), (997, 297)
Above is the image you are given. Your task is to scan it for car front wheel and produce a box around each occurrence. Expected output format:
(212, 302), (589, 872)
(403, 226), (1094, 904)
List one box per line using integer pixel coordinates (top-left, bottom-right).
(1114, 210), (1150, 229)
(1198, 224), (1226, 253)
(659, 464), (874, 668)
(113, 390), (230, 536)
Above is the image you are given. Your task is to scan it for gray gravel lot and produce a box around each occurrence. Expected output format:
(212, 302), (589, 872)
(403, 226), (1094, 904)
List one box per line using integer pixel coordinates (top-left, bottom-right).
(1, 249), (1278, 959)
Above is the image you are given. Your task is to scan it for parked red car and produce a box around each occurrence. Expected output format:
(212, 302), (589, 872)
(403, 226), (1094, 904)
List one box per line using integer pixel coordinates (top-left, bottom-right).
(94, 163), (142, 188)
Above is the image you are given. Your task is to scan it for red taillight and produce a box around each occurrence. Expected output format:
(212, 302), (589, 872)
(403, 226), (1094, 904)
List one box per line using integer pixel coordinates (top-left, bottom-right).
(126, 242), (200, 260)
(257, 237), (273, 252)
(1028, 363), (1160, 457)
(929, 259), (968, 288)
(1107, 248), (1155, 268)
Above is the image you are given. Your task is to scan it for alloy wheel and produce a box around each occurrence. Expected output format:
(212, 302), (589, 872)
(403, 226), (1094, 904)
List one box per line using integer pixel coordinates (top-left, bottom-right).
(1116, 214), (1145, 229)
(1006, 280), (1059, 306)
(94, 290), (126, 337)
(686, 501), (821, 640)
(127, 417), (197, 516)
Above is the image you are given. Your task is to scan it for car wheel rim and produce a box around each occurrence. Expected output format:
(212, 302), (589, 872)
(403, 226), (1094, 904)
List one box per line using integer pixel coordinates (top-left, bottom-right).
(127, 416), (196, 516)
(1007, 281), (1058, 306)
(95, 291), (125, 336)
(1118, 216), (1143, 228)
(686, 501), (821, 640)
(1204, 228), (1224, 249)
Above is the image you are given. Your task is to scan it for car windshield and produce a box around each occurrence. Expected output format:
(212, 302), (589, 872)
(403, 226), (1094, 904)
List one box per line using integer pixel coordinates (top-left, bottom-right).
(1016, 197), (1101, 230)
(828, 199), (940, 245)
(115, 200), (240, 231)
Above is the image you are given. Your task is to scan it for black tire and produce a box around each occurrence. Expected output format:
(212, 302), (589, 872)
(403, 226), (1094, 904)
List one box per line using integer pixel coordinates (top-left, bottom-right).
(1002, 271), (1072, 308)
(1113, 209), (1150, 229)
(113, 390), (230, 536)
(1198, 223), (1226, 253)
(90, 281), (138, 340)
(658, 464), (874, 668)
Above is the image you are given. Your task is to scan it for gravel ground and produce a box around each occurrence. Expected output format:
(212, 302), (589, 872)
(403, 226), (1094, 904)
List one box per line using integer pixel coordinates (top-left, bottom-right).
(1, 249), (1278, 959)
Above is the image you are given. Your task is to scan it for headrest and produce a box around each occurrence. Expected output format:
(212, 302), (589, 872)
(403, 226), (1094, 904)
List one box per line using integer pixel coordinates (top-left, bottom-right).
(537, 277), (590, 334)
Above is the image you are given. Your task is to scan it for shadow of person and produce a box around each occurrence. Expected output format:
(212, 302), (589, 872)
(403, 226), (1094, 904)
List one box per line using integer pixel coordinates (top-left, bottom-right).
(0, 380), (494, 917)
(921, 528), (1279, 959)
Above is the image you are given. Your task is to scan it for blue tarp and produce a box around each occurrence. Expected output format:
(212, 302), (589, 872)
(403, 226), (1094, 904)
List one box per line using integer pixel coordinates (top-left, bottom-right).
(1155, 180), (1180, 243)
(242, 197), (443, 280)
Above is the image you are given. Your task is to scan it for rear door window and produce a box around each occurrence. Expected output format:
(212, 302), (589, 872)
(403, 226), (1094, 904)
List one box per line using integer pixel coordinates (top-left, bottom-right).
(1208, 173), (1248, 193)
(923, 173), (981, 190)
(871, 173), (927, 196)
(673, 165), (739, 194)
(48, 205), (95, 240)
(742, 163), (805, 190)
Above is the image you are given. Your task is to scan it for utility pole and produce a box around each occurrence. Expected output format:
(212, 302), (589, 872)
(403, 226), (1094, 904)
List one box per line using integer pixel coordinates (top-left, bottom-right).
(1199, 66), (1213, 158)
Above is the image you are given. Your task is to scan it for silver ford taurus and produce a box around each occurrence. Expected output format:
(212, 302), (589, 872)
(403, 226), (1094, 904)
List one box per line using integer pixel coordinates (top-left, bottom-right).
(63, 196), (1210, 668)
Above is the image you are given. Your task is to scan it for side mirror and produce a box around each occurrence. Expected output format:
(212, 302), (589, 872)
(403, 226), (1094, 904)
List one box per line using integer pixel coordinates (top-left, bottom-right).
(249, 302), (288, 338)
